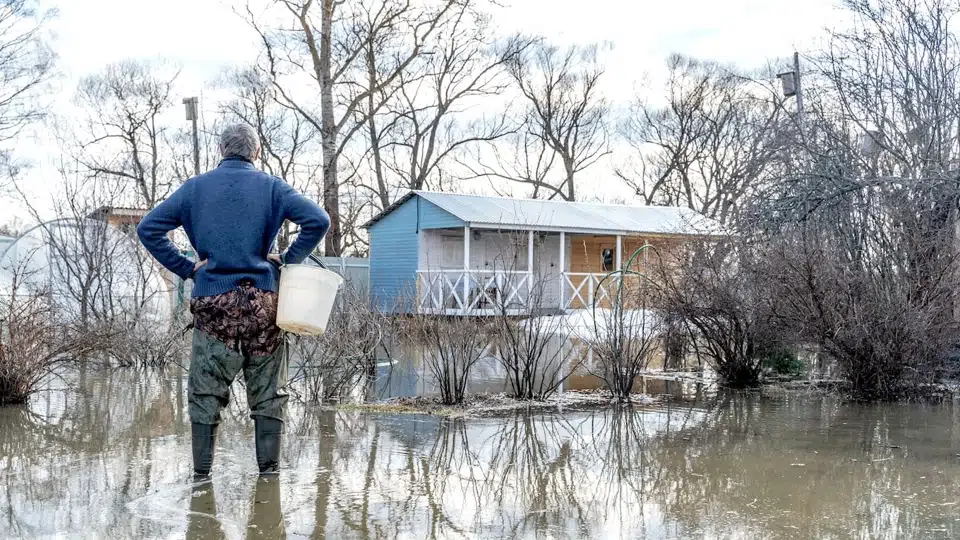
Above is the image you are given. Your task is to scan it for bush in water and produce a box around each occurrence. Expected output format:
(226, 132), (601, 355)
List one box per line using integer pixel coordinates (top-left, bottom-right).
(403, 314), (490, 405)
(0, 274), (106, 405)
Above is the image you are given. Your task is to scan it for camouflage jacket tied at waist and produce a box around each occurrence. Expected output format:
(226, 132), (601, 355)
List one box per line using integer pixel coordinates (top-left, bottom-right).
(190, 282), (282, 357)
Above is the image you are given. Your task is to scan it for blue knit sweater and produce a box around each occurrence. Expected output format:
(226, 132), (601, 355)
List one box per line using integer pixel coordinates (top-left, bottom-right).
(137, 157), (330, 298)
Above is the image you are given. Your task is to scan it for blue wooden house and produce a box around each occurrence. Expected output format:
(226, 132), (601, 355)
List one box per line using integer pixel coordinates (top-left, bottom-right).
(363, 191), (719, 315)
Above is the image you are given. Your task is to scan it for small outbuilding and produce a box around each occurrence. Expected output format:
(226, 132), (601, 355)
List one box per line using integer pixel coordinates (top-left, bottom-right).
(363, 191), (720, 315)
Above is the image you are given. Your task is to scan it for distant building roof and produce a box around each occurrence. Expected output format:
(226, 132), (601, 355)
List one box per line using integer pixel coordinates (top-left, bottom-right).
(87, 206), (149, 220)
(363, 191), (723, 236)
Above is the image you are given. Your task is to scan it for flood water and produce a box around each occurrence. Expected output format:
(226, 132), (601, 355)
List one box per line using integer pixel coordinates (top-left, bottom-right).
(2, 369), (960, 539)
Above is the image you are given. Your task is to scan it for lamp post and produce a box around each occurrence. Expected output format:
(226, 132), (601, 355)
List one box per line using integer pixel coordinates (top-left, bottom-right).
(182, 97), (200, 177)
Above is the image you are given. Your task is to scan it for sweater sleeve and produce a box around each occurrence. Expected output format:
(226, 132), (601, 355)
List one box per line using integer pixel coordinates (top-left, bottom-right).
(137, 185), (195, 280)
(277, 180), (330, 264)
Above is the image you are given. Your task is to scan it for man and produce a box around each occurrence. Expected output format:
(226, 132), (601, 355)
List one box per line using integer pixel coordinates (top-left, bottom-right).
(138, 123), (329, 479)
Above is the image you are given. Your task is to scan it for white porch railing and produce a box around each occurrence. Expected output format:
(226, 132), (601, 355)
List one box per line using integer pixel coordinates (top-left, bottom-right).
(417, 270), (532, 315)
(561, 273), (648, 310)
(562, 273), (619, 310)
(417, 270), (648, 314)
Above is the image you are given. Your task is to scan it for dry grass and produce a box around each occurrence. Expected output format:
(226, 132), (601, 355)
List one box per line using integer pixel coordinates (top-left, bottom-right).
(337, 391), (661, 419)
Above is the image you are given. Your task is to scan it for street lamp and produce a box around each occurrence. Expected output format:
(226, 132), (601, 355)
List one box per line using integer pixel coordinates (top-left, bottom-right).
(182, 97), (200, 177)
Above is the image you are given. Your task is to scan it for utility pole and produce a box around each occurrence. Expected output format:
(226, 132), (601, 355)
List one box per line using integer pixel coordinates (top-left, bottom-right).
(178, 97), (201, 324)
(793, 51), (804, 124)
(778, 52), (806, 134)
(183, 97), (200, 177)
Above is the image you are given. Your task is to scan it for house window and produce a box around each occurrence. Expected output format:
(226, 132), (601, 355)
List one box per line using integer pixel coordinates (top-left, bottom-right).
(601, 248), (614, 272)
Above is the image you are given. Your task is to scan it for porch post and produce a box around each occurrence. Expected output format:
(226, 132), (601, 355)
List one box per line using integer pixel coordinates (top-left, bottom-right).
(616, 234), (623, 270)
(559, 231), (566, 311)
(463, 226), (471, 314)
(527, 230), (535, 309)
(527, 230), (534, 272)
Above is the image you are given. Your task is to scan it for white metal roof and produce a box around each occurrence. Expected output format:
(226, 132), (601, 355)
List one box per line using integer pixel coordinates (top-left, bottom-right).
(365, 191), (722, 236)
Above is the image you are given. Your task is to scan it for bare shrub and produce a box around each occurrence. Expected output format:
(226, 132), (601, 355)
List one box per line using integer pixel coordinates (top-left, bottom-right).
(289, 283), (390, 403)
(110, 325), (188, 370)
(13, 175), (177, 369)
(0, 262), (106, 405)
(578, 246), (664, 401)
(586, 306), (663, 402)
(489, 275), (579, 400)
(653, 241), (772, 388)
(403, 314), (490, 405)
(749, 177), (959, 399)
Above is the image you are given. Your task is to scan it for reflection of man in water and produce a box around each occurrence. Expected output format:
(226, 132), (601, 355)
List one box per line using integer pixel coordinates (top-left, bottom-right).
(138, 123), (329, 479)
(187, 477), (286, 540)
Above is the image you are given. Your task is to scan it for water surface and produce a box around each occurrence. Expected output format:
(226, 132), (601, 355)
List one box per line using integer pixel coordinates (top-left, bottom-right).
(1, 369), (959, 539)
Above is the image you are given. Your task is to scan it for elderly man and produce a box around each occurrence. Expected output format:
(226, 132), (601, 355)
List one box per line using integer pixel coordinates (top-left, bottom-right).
(138, 123), (329, 479)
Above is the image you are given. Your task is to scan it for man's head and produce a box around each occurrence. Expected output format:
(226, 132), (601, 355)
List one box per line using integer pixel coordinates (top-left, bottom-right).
(219, 123), (261, 162)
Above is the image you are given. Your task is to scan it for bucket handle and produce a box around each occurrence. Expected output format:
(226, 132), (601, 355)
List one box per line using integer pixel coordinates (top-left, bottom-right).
(269, 253), (328, 269)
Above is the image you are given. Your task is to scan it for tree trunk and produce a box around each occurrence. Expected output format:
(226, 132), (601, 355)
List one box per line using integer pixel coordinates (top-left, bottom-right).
(366, 43), (389, 210)
(320, 0), (341, 255)
(564, 157), (576, 201)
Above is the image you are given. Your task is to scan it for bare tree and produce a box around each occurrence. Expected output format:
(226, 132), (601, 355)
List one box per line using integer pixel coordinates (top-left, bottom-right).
(71, 60), (181, 209)
(461, 128), (556, 199)
(738, 0), (960, 399)
(617, 55), (785, 225)
(11, 159), (176, 369)
(247, 0), (459, 255)
(0, 0), (54, 190)
(498, 42), (610, 201)
(366, 11), (529, 208)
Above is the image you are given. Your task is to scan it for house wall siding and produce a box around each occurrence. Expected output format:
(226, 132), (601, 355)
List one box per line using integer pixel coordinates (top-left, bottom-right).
(369, 196), (463, 311)
(418, 198), (464, 229)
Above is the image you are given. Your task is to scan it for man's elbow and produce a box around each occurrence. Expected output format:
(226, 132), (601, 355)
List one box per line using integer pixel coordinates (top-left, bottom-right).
(136, 219), (154, 246)
(308, 208), (331, 237)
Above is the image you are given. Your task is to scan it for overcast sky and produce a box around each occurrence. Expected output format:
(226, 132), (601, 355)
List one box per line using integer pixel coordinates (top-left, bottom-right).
(2, 0), (839, 226)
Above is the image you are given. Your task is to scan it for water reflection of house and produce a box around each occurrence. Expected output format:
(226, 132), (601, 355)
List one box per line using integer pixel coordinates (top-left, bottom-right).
(363, 191), (721, 315)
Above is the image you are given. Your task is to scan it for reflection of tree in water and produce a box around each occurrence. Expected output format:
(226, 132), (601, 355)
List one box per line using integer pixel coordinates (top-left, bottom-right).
(7, 380), (959, 539)
(385, 413), (594, 538)
(0, 368), (184, 538)
(627, 394), (960, 539)
(279, 400), (957, 539)
(480, 413), (589, 538)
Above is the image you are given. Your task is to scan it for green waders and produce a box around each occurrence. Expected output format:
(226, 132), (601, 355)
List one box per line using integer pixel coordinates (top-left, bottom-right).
(188, 328), (289, 478)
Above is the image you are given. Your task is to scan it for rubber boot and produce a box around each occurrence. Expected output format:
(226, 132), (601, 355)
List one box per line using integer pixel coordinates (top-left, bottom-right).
(254, 417), (283, 474)
(191, 423), (218, 480)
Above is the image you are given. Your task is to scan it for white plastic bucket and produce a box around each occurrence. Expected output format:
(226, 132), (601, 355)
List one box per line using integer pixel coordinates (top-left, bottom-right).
(276, 264), (344, 336)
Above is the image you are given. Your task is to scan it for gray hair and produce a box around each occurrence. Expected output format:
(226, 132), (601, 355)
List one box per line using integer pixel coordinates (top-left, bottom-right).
(219, 123), (261, 160)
